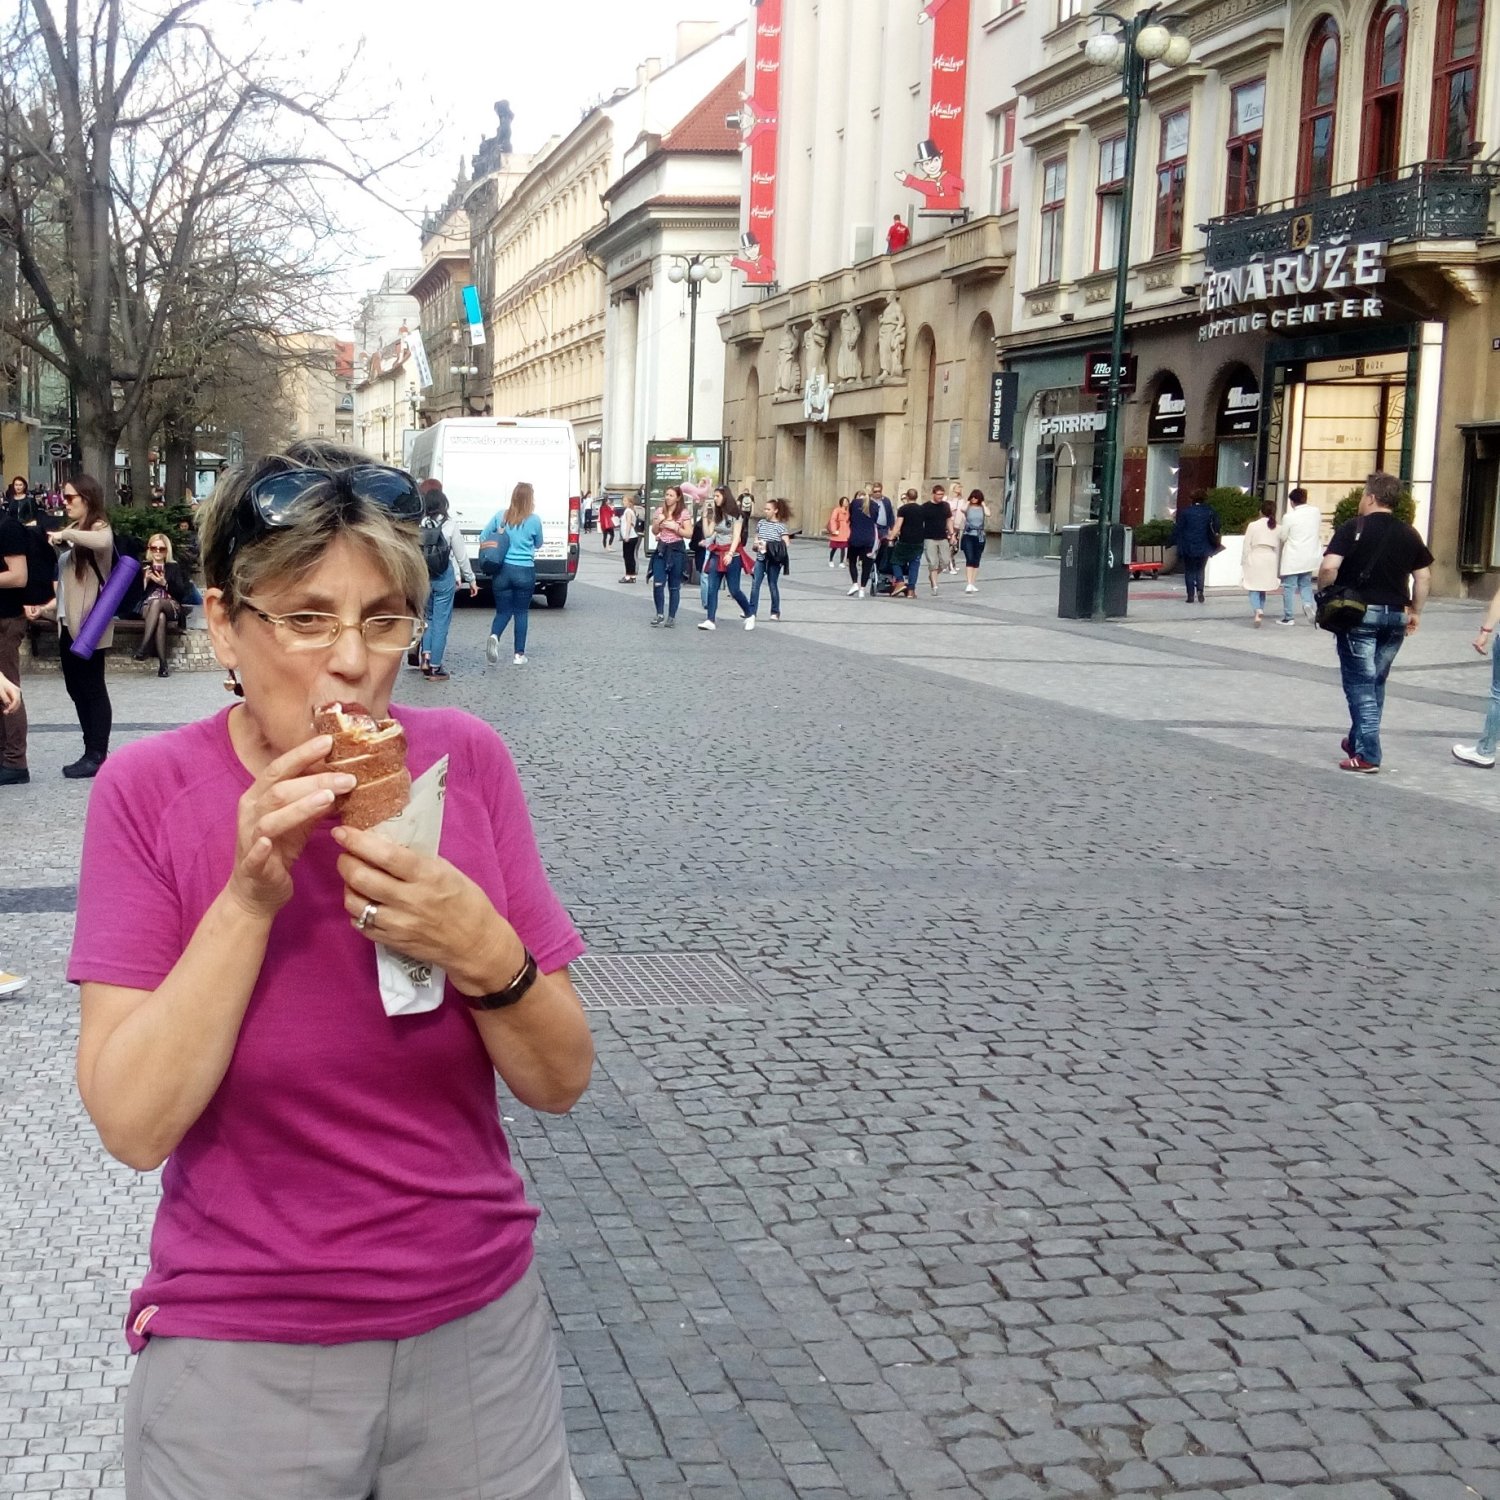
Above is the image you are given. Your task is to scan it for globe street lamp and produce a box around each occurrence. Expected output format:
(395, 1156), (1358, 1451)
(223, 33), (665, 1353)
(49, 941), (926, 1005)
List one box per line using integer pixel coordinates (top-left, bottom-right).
(450, 321), (479, 417)
(1082, 5), (1193, 621)
(666, 254), (724, 441)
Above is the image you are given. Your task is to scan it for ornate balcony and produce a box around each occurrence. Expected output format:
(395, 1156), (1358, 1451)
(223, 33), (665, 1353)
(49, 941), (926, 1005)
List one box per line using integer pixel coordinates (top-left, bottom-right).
(1204, 159), (1499, 270)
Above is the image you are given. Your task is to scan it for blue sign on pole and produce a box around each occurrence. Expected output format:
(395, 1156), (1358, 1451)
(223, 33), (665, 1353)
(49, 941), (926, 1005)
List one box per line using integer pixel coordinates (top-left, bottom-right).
(461, 285), (485, 346)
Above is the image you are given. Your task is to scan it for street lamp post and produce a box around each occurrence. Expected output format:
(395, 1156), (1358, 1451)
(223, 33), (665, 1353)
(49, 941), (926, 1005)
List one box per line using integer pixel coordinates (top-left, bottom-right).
(450, 322), (479, 417)
(666, 254), (724, 441)
(1082, 7), (1193, 621)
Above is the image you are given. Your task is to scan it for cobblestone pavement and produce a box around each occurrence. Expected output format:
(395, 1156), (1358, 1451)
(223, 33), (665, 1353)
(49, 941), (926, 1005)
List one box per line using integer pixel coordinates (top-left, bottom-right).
(4, 541), (1499, 1500)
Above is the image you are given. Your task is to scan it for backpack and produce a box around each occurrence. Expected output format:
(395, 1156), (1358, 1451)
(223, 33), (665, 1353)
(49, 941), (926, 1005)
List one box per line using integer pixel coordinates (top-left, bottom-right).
(420, 517), (452, 580)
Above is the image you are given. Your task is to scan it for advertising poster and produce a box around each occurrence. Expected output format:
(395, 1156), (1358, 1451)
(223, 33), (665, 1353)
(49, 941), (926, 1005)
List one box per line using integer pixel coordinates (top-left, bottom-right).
(898, 0), (970, 212)
(645, 441), (724, 509)
(733, 0), (781, 283)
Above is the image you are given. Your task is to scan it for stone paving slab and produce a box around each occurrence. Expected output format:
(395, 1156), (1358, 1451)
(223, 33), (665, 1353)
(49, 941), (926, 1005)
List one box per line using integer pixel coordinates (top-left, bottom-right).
(3, 538), (1499, 1498)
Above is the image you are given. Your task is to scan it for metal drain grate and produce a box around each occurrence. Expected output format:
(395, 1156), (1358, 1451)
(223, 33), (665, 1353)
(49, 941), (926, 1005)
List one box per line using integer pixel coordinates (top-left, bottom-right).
(569, 952), (759, 1011)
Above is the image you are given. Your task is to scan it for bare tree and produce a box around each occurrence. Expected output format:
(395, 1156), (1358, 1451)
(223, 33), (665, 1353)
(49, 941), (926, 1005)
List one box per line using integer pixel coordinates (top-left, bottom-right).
(0, 0), (410, 493)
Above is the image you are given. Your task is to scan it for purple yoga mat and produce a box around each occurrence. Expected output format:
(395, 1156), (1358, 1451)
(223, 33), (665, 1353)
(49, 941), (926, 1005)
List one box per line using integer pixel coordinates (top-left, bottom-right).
(68, 554), (140, 659)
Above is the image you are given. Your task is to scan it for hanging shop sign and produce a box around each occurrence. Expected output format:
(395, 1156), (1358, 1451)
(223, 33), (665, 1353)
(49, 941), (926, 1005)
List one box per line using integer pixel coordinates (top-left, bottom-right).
(988, 371), (1019, 444)
(898, 0), (970, 211)
(732, 0), (782, 284)
(1216, 379), (1261, 437)
(1148, 379), (1187, 443)
(1082, 350), (1138, 395)
(1199, 240), (1387, 342)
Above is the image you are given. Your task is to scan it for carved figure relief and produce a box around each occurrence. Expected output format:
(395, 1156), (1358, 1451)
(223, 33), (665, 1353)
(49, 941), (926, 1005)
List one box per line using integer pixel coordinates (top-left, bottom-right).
(836, 307), (863, 382)
(801, 318), (829, 386)
(774, 325), (801, 395)
(878, 297), (907, 378)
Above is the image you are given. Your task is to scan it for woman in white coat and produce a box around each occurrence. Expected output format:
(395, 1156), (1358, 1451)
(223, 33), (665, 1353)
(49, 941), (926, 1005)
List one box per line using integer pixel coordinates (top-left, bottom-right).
(1277, 487), (1322, 623)
(1240, 499), (1282, 627)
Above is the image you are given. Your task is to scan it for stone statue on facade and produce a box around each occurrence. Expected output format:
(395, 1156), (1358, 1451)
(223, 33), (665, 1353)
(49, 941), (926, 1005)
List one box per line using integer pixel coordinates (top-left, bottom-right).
(803, 370), (831, 423)
(774, 325), (801, 395)
(802, 317), (829, 387)
(836, 307), (863, 383)
(472, 100), (514, 177)
(878, 297), (907, 378)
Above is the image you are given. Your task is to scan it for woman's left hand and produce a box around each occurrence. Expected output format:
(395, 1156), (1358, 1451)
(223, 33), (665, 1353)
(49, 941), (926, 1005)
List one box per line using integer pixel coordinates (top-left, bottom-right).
(334, 826), (513, 993)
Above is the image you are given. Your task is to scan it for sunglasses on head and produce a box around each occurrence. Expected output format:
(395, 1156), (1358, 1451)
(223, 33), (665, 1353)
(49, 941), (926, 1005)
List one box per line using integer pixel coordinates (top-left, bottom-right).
(217, 464), (423, 570)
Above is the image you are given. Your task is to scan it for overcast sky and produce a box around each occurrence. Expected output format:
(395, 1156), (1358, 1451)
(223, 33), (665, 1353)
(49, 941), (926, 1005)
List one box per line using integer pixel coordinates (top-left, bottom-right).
(232, 0), (746, 328)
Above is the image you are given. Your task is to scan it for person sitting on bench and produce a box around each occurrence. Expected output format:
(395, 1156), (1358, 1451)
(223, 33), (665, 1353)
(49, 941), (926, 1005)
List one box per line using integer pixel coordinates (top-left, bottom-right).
(134, 532), (192, 677)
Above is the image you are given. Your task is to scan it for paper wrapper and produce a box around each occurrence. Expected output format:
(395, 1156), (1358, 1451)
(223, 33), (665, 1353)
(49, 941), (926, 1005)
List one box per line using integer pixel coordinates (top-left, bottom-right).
(367, 755), (449, 1017)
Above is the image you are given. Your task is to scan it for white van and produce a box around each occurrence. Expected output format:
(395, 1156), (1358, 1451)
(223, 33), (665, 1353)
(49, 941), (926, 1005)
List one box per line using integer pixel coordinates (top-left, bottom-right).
(406, 417), (581, 608)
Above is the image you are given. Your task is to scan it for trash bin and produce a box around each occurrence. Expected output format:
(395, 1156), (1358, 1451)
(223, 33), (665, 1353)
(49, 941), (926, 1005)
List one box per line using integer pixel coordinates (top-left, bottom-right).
(1058, 522), (1129, 619)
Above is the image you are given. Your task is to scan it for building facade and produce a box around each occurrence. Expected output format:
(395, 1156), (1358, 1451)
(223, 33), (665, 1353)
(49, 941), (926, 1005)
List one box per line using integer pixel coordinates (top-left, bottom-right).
(589, 68), (745, 493)
(410, 186), (477, 427)
(467, 23), (746, 498)
(353, 337), (417, 467)
(352, 271), (420, 370)
(282, 333), (354, 447)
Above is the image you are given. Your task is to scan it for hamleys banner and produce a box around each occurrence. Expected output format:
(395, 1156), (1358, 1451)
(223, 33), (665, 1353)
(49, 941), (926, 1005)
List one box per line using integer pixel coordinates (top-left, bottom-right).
(897, 0), (970, 212)
(733, 0), (781, 285)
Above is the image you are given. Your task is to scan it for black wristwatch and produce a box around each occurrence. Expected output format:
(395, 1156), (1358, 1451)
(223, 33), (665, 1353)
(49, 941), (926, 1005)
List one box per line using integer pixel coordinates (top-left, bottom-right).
(468, 947), (539, 1011)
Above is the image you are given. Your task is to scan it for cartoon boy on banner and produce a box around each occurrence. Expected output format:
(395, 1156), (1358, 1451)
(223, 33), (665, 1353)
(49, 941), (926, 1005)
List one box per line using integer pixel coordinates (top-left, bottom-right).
(897, 139), (964, 205)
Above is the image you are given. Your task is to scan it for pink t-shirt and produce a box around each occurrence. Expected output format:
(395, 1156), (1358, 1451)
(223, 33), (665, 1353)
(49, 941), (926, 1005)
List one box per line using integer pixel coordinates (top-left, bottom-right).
(68, 704), (585, 1351)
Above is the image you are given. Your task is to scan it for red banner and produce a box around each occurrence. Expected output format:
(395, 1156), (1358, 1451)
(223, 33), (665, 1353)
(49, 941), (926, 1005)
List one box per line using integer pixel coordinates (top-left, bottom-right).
(899, 0), (969, 212)
(733, 0), (781, 284)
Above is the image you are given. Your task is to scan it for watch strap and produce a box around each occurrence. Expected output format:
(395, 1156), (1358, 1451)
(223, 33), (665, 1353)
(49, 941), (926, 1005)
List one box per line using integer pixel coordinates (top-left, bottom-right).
(468, 947), (539, 1011)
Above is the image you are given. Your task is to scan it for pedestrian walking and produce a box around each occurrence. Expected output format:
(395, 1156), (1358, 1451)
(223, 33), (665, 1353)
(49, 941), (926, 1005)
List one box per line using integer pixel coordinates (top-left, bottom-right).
(1278, 487), (1321, 624)
(618, 498), (640, 583)
(650, 486), (691, 627)
(827, 496), (850, 567)
(1240, 501), (1281, 627)
(1173, 491), (1221, 603)
(70, 439), (593, 1500)
(0, 490), (30, 786)
(480, 481), (544, 666)
(888, 489), (925, 598)
(1452, 588), (1500, 767)
(1319, 471), (1432, 773)
(699, 488), (754, 632)
(418, 486), (476, 682)
(599, 497), (616, 549)
(871, 482), (895, 584)
(844, 492), (877, 596)
(0, 666), (25, 993)
(33, 475), (115, 778)
(960, 489), (989, 592)
(748, 498), (793, 619)
(921, 484), (952, 594)
(132, 534), (193, 675)
(946, 482), (964, 574)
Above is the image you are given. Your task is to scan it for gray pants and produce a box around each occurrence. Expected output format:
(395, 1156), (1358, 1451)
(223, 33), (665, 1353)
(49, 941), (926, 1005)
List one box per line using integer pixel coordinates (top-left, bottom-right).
(124, 1264), (570, 1500)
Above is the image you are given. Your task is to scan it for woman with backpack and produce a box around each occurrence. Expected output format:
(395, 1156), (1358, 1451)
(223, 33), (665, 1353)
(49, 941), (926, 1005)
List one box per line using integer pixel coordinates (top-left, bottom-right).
(418, 485), (476, 682)
(479, 482), (544, 666)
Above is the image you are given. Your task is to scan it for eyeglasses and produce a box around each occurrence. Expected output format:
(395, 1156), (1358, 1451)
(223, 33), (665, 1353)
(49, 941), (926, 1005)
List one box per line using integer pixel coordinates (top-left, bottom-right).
(240, 599), (424, 654)
(214, 464), (424, 572)
(147, 544), (167, 553)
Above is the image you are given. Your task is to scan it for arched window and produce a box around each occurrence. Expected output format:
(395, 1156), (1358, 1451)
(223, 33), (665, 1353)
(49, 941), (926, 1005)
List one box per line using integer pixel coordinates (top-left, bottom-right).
(1298, 18), (1341, 196)
(1431, 0), (1484, 159)
(1361, 0), (1407, 181)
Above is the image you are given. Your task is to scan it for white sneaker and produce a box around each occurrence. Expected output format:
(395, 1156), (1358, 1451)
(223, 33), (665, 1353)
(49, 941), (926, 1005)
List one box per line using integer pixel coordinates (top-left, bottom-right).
(965, 584), (977, 593)
(846, 584), (860, 596)
(828, 560), (837, 568)
(857, 586), (866, 598)
(744, 615), (755, 630)
(1278, 618), (1295, 626)
(513, 653), (527, 665)
(486, 634), (499, 664)
(1452, 744), (1495, 768)
(0, 971), (25, 997)
(697, 619), (716, 631)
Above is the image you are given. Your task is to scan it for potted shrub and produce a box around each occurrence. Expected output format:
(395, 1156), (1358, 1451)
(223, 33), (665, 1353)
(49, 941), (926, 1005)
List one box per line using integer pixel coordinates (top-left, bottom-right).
(1331, 485), (1416, 527)
(1131, 516), (1174, 570)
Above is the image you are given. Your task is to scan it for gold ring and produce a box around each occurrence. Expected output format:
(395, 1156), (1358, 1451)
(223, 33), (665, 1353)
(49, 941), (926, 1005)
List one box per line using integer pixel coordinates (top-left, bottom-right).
(356, 902), (378, 931)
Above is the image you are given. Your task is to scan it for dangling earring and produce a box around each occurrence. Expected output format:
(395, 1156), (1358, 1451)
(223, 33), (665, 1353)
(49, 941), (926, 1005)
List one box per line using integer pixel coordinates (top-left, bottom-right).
(222, 669), (244, 697)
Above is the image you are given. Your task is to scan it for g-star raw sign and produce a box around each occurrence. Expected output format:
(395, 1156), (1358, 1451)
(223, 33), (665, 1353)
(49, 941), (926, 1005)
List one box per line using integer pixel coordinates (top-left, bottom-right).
(1199, 240), (1387, 341)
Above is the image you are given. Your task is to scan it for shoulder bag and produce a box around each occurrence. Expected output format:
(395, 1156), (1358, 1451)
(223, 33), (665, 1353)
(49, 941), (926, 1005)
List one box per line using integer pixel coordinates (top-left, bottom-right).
(1314, 521), (1396, 634)
(476, 526), (511, 579)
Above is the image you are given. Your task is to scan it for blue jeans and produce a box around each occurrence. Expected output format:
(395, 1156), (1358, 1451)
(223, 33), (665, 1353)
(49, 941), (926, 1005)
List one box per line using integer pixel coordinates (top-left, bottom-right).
(892, 550), (922, 592)
(748, 558), (782, 616)
(1248, 590), (1268, 612)
(652, 542), (686, 618)
(704, 560), (751, 623)
(1282, 572), (1315, 620)
(1477, 645), (1500, 756)
(422, 571), (456, 669)
(490, 564), (535, 654)
(1334, 605), (1407, 766)
(1182, 556), (1206, 599)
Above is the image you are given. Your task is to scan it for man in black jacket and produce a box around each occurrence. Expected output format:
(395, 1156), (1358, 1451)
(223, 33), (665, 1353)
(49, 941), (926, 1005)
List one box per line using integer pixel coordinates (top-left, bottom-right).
(1172, 492), (1220, 603)
(0, 498), (30, 785)
(1319, 471), (1432, 774)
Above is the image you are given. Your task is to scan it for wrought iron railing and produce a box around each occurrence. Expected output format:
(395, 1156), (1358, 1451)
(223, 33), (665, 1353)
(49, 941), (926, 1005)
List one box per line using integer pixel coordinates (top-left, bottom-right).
(1203, 159), (1498, 269)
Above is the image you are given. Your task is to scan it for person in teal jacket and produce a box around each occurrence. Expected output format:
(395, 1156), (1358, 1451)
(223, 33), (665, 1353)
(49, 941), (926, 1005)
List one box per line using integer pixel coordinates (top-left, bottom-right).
(479, 482), (544, 665)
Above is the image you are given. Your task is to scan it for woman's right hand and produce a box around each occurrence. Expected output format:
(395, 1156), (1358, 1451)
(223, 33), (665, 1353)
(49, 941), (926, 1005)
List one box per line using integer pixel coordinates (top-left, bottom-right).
(227, 735), (357, 920)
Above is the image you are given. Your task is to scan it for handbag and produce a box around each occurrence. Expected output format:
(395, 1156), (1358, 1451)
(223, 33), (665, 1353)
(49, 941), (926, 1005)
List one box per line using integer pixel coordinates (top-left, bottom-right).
(476, 527), (511, 578)
(70, 544), (140, 659)
(1314, 520), (1396, 634)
